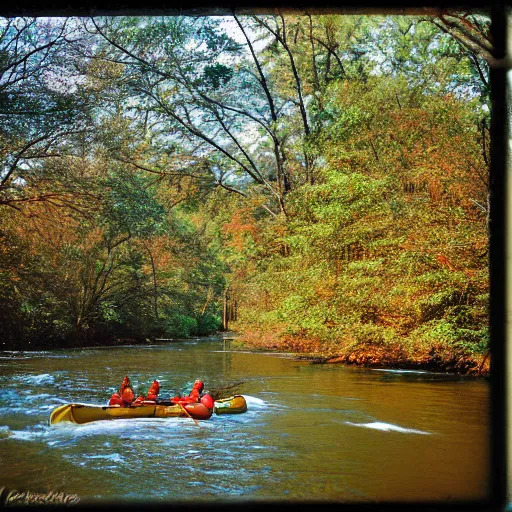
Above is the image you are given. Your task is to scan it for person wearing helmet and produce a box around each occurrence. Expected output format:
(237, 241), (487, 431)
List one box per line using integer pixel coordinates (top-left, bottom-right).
(171, 380), (213, 408)
(188, 380), (204, 401)
(109, 376), (135, 407)
(146, 380), (160, 401)
(133, 380), (161, 406)
(190, 380), (214, 410)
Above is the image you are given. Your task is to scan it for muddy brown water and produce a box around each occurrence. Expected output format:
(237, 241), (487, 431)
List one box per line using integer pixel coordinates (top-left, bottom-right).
(0, 335), (491, 504)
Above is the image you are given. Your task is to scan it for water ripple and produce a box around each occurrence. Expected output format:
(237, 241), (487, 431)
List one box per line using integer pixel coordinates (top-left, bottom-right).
(12, 373), (55, 385)
(344, 421), (431, 435)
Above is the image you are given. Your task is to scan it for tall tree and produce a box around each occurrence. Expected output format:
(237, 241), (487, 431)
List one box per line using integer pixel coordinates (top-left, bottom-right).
(0, 18), (96, 212)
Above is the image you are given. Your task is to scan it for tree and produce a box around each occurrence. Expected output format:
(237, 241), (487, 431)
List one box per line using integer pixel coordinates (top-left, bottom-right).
(85, 14), (356, 216)
(0, 18), (96, 212)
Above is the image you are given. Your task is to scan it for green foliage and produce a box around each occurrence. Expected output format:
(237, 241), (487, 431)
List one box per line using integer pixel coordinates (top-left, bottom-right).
(195, 314), (223, 335)
(0, 14), (489, 365)
(224, 16), (489, 359)
(411, 319), (488, 355)
(202, 64), (234, 89)
(162, 313), (198, 338)
(418, 287), (470, 322)
(102, 169), (167, 238)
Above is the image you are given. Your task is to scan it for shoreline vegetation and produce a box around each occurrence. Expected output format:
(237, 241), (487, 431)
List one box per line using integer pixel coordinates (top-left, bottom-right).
(1, 15), (490, 377)
(0, 329), (490, 377)
(233, 329), (490, 377)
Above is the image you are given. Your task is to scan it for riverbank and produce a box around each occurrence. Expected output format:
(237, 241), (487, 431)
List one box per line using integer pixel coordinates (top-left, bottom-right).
(0, 336), (151, 352)
(0, 331), (235, 352)
(1, 329), (490, 377)
(231, 329), (490, 377)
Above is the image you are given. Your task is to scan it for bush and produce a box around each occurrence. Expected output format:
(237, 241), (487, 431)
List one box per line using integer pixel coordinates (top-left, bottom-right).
(410, 319), (489, 355)
(162, 314), (198, 338)
(418, 288), (469, 322)
(195, 314), (222, 335)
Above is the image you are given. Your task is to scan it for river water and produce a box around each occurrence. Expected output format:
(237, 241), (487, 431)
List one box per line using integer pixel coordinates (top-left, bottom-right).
(0, 335), (491, 505)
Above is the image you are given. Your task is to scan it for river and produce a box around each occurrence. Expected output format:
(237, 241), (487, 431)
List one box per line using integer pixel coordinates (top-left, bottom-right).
(0, 335), (491, 505)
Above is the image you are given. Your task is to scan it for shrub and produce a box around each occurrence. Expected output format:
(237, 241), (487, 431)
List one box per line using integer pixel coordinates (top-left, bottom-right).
(195, 314), (222, 335)
(162, 314), (198, 338)
(410, 319), (489, 355)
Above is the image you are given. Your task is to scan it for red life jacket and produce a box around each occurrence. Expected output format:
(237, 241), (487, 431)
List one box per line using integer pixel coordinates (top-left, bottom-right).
(170, 380), (205, 405)
(121, 387), (135, 404)
(171, 395), (197, 405)
(110, 376), (135, 406)
(146, 380), (160, 401)
(119, 376), (131, 395)
(109, 393), (124, 406)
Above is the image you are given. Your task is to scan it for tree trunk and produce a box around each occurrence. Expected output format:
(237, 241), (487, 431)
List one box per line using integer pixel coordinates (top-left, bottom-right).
(222, 287), (230, 331)
(143, 242), (158, 321)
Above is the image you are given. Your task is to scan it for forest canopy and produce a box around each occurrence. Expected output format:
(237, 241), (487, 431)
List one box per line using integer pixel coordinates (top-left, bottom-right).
(0, 12), (491, 373)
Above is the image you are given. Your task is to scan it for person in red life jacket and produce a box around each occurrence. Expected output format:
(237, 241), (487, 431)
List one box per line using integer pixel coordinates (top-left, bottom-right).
(109, 376), (135, 407)
(171, 380), (203, 405)
(146, 380), (160, 401)
(132, 380), (160, 406)
(170, 380), (214, 410)
(188, 379), (203, 401)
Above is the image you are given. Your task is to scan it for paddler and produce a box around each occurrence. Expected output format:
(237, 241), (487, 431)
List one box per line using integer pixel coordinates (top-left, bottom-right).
(146, 380), (160, 401)
(132, 380), (160, 406)
(109, 376), (135, 407)
(171, 380), (214, 410)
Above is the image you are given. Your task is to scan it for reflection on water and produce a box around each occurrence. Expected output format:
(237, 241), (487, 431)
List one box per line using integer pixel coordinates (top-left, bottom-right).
(0, 336), (491, 503)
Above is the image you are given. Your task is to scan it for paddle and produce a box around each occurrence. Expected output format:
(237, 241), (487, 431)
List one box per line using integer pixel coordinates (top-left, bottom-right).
(178, 402), (200, 427)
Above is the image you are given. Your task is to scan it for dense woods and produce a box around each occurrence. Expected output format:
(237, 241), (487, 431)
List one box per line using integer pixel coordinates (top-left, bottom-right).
(0, 12), (491, 373)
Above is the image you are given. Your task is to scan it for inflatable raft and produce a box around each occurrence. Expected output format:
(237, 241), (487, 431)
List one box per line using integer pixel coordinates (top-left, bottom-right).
(49, 395), (247, 425)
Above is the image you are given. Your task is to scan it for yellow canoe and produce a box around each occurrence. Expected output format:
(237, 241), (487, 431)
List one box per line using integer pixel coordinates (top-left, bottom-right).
(213, 395), (247, 414)
(49, 402), (211, 425)
(49, 395), (247, 425)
